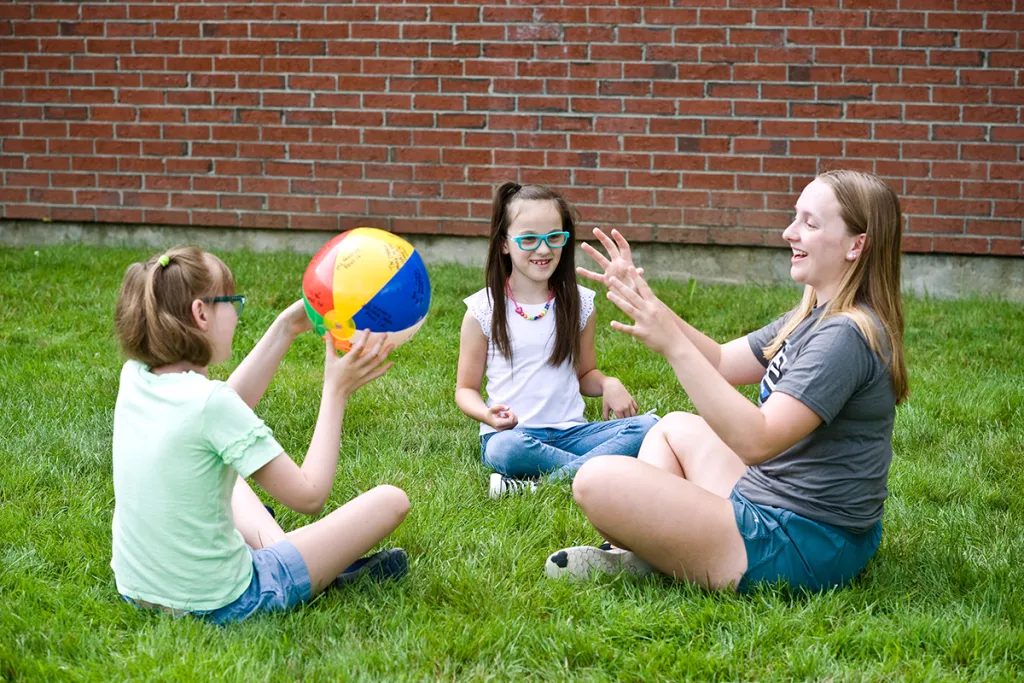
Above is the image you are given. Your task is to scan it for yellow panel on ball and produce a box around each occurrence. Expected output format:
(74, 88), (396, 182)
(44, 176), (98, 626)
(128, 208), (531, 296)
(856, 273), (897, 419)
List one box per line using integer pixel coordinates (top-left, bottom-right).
(330, 228), (416, 323)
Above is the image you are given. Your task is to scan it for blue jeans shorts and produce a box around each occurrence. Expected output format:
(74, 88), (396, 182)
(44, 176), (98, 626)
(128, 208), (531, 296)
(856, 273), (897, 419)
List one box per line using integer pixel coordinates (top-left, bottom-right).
(729, 486), (882, 594)
(123, 540), (312, 625)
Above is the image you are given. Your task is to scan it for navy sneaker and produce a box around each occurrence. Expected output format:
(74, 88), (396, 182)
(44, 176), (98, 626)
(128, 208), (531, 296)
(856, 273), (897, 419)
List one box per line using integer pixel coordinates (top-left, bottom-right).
(333, 548), (409, 588)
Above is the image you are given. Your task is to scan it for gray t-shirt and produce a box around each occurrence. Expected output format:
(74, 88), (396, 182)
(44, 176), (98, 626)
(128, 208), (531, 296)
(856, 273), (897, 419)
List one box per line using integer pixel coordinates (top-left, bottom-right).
(736, 305), (896, 534)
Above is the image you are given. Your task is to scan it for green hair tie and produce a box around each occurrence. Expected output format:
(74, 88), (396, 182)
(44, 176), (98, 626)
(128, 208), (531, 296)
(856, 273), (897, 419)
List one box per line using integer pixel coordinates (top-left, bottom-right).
(157, 255), (170, 267)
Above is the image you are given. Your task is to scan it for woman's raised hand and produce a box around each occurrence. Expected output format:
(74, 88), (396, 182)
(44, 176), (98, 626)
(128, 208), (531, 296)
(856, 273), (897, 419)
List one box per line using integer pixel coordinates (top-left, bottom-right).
(605, 267), (685, 358)
(577, 228), (645, 291)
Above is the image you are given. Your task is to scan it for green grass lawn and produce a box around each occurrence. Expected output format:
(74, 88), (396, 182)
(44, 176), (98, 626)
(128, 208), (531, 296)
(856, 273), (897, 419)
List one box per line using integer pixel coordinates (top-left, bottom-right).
(1, 244), (1023, 681)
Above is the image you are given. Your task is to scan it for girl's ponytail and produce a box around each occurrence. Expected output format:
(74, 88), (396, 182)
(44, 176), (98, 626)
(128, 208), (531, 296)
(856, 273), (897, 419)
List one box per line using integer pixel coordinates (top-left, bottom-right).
(486, 182), (523, 362)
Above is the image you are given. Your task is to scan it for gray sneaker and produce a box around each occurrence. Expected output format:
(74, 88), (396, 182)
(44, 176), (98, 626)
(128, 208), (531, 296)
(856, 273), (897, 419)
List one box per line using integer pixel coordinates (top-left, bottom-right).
(545, 544), (655, 579)
(489, 472), (538, 499)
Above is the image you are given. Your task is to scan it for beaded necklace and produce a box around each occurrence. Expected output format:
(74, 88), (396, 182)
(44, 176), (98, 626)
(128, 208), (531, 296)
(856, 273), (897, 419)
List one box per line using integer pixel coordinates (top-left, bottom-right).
(506, 280), (554, 321)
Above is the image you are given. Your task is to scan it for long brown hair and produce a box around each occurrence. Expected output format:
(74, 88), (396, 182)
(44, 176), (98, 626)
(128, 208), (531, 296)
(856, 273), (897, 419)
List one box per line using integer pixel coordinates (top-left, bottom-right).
(114, 247), (236, 368)
(486, 182), (581, 368)
(764, 170), (909, 403)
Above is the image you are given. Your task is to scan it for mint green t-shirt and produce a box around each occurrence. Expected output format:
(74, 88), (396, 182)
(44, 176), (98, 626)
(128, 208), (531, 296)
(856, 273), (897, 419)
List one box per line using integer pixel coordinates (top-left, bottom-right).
(111, 360), (283, 611)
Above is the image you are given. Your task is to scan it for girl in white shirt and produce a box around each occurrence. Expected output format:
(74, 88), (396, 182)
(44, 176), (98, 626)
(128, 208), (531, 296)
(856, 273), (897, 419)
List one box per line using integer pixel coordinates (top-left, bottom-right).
(455, 183), (658, 498)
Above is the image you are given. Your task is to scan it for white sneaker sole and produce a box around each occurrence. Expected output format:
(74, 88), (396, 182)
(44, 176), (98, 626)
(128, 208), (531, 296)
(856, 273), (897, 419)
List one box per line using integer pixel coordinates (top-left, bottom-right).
(545, 545), (655, 579)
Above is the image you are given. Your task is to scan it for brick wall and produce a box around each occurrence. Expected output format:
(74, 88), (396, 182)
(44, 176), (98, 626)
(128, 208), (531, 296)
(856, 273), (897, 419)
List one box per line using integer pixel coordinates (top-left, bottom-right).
(1, 0), (1021, 257)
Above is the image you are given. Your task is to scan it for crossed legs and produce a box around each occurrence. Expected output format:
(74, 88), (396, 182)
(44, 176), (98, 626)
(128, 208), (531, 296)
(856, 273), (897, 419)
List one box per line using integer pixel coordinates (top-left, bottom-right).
(569, 412), (750, 590)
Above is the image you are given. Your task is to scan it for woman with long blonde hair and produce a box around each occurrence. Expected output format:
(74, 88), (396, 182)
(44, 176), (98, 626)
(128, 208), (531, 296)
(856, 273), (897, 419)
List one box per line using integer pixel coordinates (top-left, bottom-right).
(546, 170), (908, 593)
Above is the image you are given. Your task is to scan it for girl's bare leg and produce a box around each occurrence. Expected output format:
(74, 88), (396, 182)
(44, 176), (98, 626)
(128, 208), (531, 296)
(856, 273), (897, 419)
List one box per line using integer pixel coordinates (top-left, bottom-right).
(285, 485), (410, 595)
(232, 477), (287, 549)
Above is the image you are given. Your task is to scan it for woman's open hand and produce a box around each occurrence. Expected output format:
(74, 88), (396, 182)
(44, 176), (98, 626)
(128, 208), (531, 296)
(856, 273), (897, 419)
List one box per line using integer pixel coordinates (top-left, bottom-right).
(606, 267), (687, 359)
(577, 228), (645, 292)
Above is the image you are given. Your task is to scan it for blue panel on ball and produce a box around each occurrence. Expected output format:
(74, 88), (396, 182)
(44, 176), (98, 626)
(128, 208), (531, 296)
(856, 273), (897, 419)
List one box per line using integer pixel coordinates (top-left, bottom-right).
(351, 250), (431, 332)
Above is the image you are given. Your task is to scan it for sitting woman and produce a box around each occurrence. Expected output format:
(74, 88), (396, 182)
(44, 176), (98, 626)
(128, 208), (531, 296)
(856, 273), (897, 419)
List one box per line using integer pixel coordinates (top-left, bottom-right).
(546, 170), (908, 594)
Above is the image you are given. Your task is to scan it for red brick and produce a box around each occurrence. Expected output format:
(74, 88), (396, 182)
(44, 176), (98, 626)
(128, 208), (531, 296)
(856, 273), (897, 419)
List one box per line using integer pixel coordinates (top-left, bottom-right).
(791, 103), (843, 118)
(657, 227), (710, 244)
(926, 13), (982, 30)
(904, 104), (962, 122)
(813, 10), (868, 26)
(733, 101), (788, 118)
(738, 211), (789, 230)
(902, 142), (961, 160)
(626, 207), (681, 226)
(967, 219), (1021, 237)
(845, 29), (900, 46)
(708, 156), (761, 173)
(874, 49), (928, 66)
(94, 208), (142, 223)
(75, 189), (119, 205)
(932, 125), (986, 142)
(755, 10), (811, 27)
(763, 157), (818, 174)
(701, 46), (757, 63)
(935, 198), (993, 215)
(993, 202), (1024, 219)
(964, 182), (1020, 200)
(604, 188), (653, 206)
(32, 4), (79, 20)
(932, 237), (990, 255)
(965, 106), (1019, 124)
(646, 9), (700, 24)
(907, 215), (963, 233)
(989, 239), (1024, 256)
(790, 139), (845, 156)
(24, 155), (64, 171)
(28, 188), (74, 204)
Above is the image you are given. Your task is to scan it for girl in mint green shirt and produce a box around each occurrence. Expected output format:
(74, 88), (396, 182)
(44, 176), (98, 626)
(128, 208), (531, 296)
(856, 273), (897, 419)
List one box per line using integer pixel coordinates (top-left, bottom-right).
(111, 247), (410, 623)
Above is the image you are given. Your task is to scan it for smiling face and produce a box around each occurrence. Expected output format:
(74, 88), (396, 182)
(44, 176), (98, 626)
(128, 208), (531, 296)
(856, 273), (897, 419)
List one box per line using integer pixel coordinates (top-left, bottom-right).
(502, 199), (565, 285)
(783, 178), (866, 305)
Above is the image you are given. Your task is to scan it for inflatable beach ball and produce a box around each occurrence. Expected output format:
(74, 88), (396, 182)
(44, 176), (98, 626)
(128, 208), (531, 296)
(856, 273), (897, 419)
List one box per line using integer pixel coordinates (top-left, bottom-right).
(302, 228), (431, 352)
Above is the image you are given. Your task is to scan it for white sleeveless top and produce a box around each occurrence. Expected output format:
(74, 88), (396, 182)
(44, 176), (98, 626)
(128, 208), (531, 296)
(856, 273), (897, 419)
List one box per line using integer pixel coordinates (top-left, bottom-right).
(464, 285), (596, 435)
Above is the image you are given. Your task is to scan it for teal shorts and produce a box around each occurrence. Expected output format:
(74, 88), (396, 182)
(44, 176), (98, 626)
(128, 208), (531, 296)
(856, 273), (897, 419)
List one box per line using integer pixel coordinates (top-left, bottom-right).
(729, 486), (882, 594)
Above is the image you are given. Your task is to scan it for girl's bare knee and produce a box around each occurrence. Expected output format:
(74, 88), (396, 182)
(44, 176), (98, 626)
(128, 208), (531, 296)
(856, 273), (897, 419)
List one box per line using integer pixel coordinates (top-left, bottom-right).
(661, 411), (706, 433)
(371, 484), (410, 523)
(572, 456), (619, 510)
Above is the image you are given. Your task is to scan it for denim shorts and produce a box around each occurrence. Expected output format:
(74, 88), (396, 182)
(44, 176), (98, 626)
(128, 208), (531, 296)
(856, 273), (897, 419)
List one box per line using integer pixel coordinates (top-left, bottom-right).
(123, 540), (312, 625)
(729, 486), (882, 594)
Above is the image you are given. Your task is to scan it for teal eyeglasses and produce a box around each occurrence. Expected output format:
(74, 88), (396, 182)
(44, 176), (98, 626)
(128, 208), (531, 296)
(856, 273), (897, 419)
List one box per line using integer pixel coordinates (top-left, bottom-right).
(509, 231), (570, 251)
(202, 295), (246, 317)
